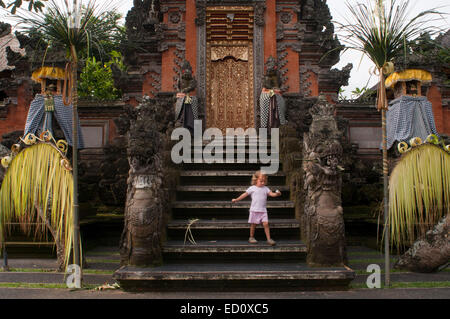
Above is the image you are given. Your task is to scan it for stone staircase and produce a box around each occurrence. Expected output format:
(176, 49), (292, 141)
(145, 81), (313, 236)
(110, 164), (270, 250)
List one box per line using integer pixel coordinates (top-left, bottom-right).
(114, 136), (355, 291)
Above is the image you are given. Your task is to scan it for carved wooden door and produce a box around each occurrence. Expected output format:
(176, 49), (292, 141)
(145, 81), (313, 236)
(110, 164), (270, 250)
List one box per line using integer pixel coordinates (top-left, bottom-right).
(206, 7), (254, 133)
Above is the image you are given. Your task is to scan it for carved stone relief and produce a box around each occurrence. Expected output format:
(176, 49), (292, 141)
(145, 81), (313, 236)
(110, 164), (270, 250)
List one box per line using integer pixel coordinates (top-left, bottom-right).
(211, 46), (249, 61)
(300, 62), (321, 97)
(253, 2), (265, 128)
(303, 95), (348, 267)
(173, 44), (186, 91)
(169, 11), (181, 24)
(118, 95), (177, 267)
(276, 49), (289, 92)
(254, 2), (266, 27)
(195, 0), (207, 26)
(280, 11), (292, 24)
(177, 22), (186, 40)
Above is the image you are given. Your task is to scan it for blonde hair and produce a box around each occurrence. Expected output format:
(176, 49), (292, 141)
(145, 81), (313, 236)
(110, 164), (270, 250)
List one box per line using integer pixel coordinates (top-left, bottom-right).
(251, 170), (268, 185)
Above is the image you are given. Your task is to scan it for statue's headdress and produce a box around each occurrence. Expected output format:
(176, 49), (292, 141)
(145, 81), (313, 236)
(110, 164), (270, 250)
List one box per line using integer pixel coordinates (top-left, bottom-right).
(264, 56), (278, 72)
(181, 60), (192, 74)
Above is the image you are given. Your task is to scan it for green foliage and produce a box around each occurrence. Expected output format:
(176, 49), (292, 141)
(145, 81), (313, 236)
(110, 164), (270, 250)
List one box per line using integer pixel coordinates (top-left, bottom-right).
(351, 87), (365, 97)
(89, 11), (126, 61)
(407, 33), (450, 65)
(351, 86), (376, 100)
(1, 0), (46, 13)
(395, 32), (450, 84)
(78, 50), (124, 100)
(11, 0), (122, 62)
(338, 88), (347, 101)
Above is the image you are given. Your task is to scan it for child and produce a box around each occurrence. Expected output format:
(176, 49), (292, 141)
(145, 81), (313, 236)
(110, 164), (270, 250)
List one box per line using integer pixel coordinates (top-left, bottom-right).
(232, 171), (281, 246)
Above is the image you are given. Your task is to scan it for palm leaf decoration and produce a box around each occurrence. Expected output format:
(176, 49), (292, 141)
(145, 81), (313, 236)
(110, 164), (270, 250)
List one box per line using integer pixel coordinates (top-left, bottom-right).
(389, 142), (450, 250)
(5, 0), (119, 279)
(0, 140), (74, 270)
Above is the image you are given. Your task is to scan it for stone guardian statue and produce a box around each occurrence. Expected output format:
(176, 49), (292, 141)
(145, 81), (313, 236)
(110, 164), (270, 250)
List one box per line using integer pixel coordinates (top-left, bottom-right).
(259, 56), (286, 129)
(175, 60), (199, 135)
(303, 95), (348, 267)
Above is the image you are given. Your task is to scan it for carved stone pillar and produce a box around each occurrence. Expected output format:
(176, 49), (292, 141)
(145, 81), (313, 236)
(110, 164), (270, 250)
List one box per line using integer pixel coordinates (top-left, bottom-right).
(303, 95), (348, 267)
(119, 95), (177, 267)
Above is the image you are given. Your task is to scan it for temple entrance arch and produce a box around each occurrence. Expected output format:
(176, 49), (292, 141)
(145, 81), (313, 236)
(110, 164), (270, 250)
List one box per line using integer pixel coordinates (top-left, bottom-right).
(205, 6), (255, 132)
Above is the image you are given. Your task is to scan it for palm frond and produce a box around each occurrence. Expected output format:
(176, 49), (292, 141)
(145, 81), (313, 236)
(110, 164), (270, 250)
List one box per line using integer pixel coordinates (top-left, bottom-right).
(10, 0), (120, 60)
(335, 0), (445, 68)
(389, 143), (450, 250)
(0, 142), (75, 270)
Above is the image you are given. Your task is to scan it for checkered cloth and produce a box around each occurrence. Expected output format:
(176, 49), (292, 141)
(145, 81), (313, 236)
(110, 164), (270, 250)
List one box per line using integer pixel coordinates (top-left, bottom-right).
(259, 92), (286, 128)
(175, 95), (199, 121)
(386, 95), (438, 150)
(23, 94), (85, 149)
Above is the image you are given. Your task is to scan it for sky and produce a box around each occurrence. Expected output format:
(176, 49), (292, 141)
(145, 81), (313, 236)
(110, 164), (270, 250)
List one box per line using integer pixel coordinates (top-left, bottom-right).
(2, 0), (449, 98)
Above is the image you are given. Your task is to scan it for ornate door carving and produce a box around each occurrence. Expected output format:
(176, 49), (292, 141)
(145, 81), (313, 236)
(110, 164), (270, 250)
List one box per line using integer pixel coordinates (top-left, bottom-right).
(206, 7), (254, 132)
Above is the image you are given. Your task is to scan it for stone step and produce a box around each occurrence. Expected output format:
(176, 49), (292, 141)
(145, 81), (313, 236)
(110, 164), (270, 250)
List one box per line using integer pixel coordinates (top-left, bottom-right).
(168, 218), (300, 229)
(189, 147), (278, 153)
(162, 239), (307, 263)
(180, 170), (285, 177)
(0, 271), (116, 286)
(178, 155), (280, 164)
(175, 186), (290, 201)
(181, 161), (282, 171)
(189, 145), (277, 152)
(179, 158), (281, 163)
(186, 138), (276, 149)
(177, 185), (289, 192)
(113, 263), (355, 291)
(172, 206), (294, 220)
(172, 200), (294, 209)
(197, 137), (275, 145)
(166, 218), (301, 240)
(179, 170), (286, 186)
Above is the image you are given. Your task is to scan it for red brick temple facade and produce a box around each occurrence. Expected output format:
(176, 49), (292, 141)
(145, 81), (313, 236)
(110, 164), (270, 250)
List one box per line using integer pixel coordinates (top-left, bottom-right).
(1, 2), (449, 152)
(119, 0), (351, 125)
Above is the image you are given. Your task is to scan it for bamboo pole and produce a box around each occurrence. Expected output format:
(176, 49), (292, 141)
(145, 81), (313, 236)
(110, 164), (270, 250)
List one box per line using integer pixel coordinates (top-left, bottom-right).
(378, 68), (390, 288)
(381, 108), (390, 287)
(70, 45), (81, 288)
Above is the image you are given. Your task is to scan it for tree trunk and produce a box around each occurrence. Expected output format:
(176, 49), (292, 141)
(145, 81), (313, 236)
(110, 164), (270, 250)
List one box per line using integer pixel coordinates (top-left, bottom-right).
(395, 215), (450, 273)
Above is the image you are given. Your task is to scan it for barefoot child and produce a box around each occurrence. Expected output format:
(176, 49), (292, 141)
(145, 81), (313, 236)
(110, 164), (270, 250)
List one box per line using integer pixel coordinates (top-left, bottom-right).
(232, 171), (281, 246)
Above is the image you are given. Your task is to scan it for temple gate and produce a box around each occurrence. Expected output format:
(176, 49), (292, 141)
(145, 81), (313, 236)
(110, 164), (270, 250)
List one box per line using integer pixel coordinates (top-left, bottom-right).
(114, 0), (357, 287)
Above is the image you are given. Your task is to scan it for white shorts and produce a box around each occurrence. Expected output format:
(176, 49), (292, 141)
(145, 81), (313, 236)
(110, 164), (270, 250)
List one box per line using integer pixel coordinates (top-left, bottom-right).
(248, 211), (268, 224)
